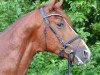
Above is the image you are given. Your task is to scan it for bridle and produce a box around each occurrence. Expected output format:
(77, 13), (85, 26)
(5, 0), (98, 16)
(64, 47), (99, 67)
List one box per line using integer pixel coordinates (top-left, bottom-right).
(40, 7), (81, 75)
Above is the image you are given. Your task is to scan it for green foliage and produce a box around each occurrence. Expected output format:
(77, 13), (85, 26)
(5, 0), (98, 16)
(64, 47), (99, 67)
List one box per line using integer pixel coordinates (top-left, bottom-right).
(76, 27), (90, 42)
(0, 0), (100, 75)
(27, 52), (67, 75)
(91, 23), (100, 38)
(91, 23), (100, 32)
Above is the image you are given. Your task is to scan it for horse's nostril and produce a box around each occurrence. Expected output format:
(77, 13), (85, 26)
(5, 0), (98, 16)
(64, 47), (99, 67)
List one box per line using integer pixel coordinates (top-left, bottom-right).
(84, 50), (88, 58)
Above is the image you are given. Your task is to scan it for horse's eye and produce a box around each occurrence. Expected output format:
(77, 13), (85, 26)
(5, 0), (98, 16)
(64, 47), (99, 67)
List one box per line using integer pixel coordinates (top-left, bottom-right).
(57, 22), (64, 28)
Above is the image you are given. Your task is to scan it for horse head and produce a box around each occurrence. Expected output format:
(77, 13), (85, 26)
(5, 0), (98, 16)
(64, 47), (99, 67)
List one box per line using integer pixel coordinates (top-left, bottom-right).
(34, 0), (91, 65)
(0, 0), (91, 75)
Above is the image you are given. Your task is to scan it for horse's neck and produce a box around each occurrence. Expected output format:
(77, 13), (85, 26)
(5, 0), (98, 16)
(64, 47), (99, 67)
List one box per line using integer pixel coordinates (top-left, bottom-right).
(0, 39), (36, 75)
(17, 42), (37, 75)
(0, 10), (40, 75)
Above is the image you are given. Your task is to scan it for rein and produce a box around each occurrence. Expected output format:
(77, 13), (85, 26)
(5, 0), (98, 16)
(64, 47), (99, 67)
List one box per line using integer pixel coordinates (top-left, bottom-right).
(40, 7), (81, 75)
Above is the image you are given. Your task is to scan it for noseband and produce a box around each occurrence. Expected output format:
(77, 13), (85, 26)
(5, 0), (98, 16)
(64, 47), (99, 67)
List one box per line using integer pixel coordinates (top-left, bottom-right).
(40, 7), (81, 75)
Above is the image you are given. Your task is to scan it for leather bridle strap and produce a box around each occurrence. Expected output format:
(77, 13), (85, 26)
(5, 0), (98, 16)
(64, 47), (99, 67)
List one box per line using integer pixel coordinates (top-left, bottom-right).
(40, 7), (64, 46)
(40, 7), (81, 52)
(40, 7), (81, 75)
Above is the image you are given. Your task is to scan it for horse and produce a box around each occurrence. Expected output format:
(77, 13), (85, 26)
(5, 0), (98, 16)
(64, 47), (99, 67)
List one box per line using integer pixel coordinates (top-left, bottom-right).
(0, 0), (91, 75)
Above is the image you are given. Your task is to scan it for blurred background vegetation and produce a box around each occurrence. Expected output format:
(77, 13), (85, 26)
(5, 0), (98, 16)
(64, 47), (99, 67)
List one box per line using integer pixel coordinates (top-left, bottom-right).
(0, 0), (100, 75)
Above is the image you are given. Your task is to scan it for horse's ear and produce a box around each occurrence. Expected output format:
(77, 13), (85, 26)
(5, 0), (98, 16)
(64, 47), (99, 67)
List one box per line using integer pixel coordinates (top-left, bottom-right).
(47, 0), (56, 10)
(55, 0), (63, 8)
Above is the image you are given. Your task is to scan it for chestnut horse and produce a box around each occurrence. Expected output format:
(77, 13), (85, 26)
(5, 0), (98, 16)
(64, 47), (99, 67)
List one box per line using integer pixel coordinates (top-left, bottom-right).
(0, 0), (91, 75)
